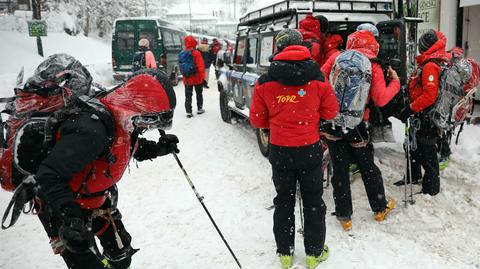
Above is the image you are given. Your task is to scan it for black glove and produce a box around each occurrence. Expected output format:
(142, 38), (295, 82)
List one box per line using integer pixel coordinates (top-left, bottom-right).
(398, 105), (413, 123)
(157, 134), (179, 156)
(58, 202), (94, 253)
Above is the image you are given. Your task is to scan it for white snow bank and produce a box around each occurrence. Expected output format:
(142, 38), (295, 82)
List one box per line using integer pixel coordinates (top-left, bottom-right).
(0, 30), (113, 89)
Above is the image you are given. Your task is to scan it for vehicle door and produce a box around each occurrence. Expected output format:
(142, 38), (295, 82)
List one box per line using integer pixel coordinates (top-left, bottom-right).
(137, 21), (161, 68)
(160, 28), (183, 77)
(242, 35), (260, 109)
(112, 21), (135, 72)
(230, 36), (247, 109)
(251, 33), (277, 109)
(376, 18), (420, 85)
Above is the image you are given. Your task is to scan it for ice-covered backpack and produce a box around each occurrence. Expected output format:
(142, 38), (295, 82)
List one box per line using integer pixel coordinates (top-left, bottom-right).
(329, 50), (372, 130)
(178, 50), (197, 77)
(0, 54), (115, 193)
(427, 58), (473, 129)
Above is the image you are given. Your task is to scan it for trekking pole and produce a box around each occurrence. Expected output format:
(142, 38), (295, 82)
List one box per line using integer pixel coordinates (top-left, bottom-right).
(404, 118), (411, 208)
(170, 151), (243, 268)
(296, 183), (304, 236)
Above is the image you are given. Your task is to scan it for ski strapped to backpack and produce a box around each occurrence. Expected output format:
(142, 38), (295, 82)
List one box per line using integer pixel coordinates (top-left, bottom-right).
(329, 50), (372, 130)
(178, 50), (197, 77)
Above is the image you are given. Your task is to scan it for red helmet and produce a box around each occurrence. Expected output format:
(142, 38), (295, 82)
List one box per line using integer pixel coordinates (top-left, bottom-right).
(100, 70), (176, 133)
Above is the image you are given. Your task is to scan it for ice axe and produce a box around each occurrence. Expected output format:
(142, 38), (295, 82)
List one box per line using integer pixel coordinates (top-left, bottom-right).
(158, 130), (243, 268)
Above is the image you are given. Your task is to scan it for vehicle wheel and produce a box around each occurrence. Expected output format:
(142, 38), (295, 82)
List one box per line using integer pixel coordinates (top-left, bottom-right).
(256, 128), (270, 157)
(219, 86), (232, 123)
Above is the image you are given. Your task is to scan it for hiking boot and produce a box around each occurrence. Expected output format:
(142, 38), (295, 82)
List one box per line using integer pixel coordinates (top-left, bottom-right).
(279, 255), (293, 269)
(186, 113), (193, 118)
(393, 177), (419, 186)
(339, 219), (352, 231)
(439, 156), (450, 171)
(306, 245), (329, 269)
(374, 197), (395, 222)
(197, 108), (205, 115)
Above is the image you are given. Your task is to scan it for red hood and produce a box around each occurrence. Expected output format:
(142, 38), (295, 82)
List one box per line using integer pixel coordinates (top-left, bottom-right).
(184, 35), (197, 50)
(323, 34), (343, 53)
(273, 45), (311, 61)
(100, 74), (174, 133)
(346, 30), (379, 59)
(299, 14), (321, 40)
(416, 31), (449, 65)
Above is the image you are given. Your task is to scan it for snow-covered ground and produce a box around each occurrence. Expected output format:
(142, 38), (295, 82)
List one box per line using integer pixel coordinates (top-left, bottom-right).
(0, 30), (480, 269)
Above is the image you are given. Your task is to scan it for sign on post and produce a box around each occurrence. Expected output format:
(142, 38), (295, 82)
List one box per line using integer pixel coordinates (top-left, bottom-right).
(417, 0), (440, 37)
(28, 20), (47, 37)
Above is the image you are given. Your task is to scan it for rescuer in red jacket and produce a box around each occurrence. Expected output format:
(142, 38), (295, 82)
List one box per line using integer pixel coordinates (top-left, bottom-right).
(321, 29), (400, 231)
(321, 34), (343, 66)
(182, 35), (206, 118)
(298, 14), (324, 65)
(396, 30), (450, 195)
(250, 29), (338, 268)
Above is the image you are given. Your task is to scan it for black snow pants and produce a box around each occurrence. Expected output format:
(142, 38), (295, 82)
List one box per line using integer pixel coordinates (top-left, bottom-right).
(327, 140), (387, 219)
(38, 198), (135, 269)
(185, 84), (204, 113)
(410, 117), (440, 195)
(269, 142), (326, 256)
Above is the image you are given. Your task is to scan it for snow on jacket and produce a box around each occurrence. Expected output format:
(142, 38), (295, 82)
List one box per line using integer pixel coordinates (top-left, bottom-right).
(250, 45), (339, 147)
(322, 34), (343, 66)
(321, 30), (400, 121)
(298, 14), (323, 65)
(182, 36), (205, 86)
(408, 31), (449, 113)
(198, 43), (213, 68)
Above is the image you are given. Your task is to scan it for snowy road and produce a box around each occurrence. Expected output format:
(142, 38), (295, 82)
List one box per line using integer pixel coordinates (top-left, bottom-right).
(0, 31), (480, 269)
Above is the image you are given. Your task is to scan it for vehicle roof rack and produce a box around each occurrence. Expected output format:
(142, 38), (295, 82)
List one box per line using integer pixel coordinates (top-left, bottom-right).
(239, 0), (393, 27)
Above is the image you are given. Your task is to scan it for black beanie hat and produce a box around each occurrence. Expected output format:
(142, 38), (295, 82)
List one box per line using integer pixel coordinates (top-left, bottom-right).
(315, 15), (329, 33)
(419, 29), (438, 53)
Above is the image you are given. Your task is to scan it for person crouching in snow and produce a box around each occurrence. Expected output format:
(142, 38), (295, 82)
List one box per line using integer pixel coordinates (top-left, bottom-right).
(250, 29), (338, 269)
(132, 38), (158, 72)
(0, 54), (179, 269)
(396, 30), (450, 195)
(180, 35), (206, 118)
(321, 26), (399, 231)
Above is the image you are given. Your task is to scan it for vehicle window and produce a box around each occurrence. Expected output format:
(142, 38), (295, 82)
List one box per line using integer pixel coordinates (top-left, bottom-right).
(247, 38), (258, 65)
(117, 31), (135, 50)
(234, 38), (246, 64)
(259, 36), (274, 66)
(173, 33), (182, 47)
(139, 32), (157, 49)
(163, 32), (175, 50)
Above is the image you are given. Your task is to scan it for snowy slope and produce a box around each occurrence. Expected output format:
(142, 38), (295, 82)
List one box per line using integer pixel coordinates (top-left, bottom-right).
(0, 30), (480, 269)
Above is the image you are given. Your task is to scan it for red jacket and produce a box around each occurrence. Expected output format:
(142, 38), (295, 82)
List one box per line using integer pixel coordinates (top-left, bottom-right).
(408, 31), (449, 113)
(250, 46), (339, 147)
(182, 35), (205, 86)
(322, 34), (343, 66)
(321, 30), (400, 121)
(298, 14), (323, 65)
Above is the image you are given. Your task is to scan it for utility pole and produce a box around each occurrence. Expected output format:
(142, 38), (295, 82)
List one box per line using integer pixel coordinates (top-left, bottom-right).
(188, 0), (192, 32)
(234, 0), (237, 19)
(144, 0), (147, 17)
(31, 0), (43, 57)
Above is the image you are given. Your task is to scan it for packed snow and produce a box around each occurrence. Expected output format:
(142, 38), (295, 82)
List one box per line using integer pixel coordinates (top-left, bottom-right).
(0, 29), (480, 269)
